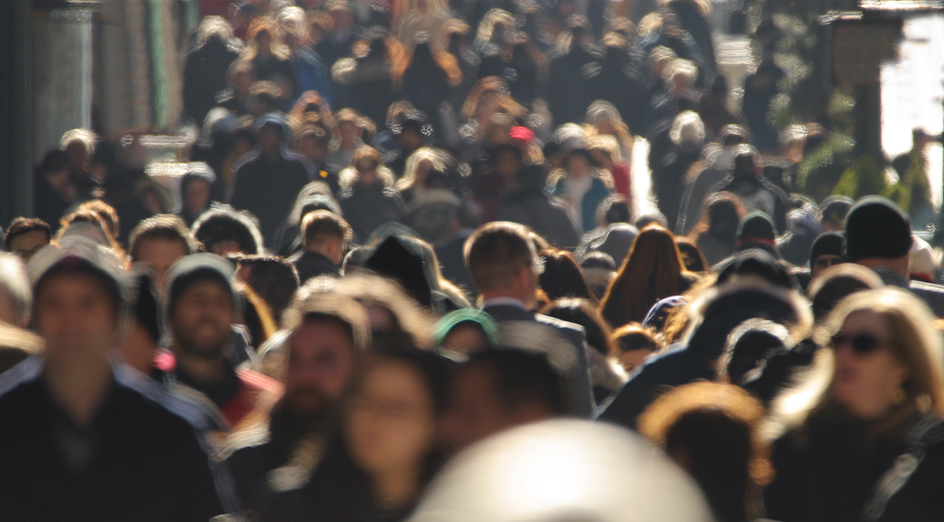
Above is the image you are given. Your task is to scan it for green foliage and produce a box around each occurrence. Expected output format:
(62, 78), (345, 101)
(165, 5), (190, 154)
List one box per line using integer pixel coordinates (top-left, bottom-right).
(833, 155), (888, 201)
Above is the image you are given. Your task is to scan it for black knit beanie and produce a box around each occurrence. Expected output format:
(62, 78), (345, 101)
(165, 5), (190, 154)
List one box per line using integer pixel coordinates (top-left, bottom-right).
(844, 196), (911, 262)
(809, 232), (845, 267)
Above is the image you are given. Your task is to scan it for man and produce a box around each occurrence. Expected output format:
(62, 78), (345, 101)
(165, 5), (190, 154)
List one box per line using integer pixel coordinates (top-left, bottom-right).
(155, 253), (282, 430)
(225, 292), (369, 515)
(230, 114), (314, 247)
(443, 348), (564, 452)
(128, 214), (198, 291)
(711, 144), (790, 234)
(844, 196), (944, 317)
(5, 217), (51, 262)
(676, 125), (749, 235)
(289, 210), (351, 283)
(0, 237), (226, 521)
(0, 253), (30, 329)
(809, 231), (845, 280)
(464, 221), (594, 417)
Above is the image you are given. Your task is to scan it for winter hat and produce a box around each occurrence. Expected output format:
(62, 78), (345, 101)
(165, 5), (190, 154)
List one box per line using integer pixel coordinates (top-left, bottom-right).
(819, 195), (853, 227)
(844, 196), (912, 262)
(736, 212), (780, 258)
(809, 232), (845, 267)
(164, 253), (238, 318)
(509, 126), (536, 149)
(715, 249), (798, 291)
(580, 223), (639, 267)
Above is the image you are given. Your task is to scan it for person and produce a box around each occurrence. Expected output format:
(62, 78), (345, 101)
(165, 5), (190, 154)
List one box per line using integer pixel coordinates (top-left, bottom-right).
(261, 349), (453, 522)
(337, 146), (405, 241)
(33, 150), (77, 233)
(711, 144), (789, 234)
(183, 16), (242, 125)
(192, 205), (266, 256)
(844, 196), (944, 317)
(443, 348), (565, 452)
(765, 287), (944, 522)
(538, 249), (595, 301)
(128, 214), (199, 292)
(235, 255), (300, 326)
(316, 0), (358, 71)
(547, 16), (599, 127)
(225, 292), (370, 515)
(464, 222), (594, 417)
(289, 210), (351, 283)
(242, 18), (297, 102)
(278, 7), (334, 107)
(176, 163), (217, 228)
(639, 381), (770, 522)
(230, 114), (315, 248)
(656, 111), (705, 228)
(610, 323), (660, 374)
(734, 212), (781, 259)
(433, 308), (500, 356)
(154, 253), (282, 431)
(676, 124), (749, 235)
(0, 253), (31, 329)
(216, 60), (256, 117)
(0, 237), (227, 521)
(4, 217), (51, 262)
(808, 231), (845, 280)
(807, 262), (883, 324)
(689, 191), (745, 267)
(547, 148), (614, 233)
(326, 108), (368, 172)
(599, 225), (698, 328)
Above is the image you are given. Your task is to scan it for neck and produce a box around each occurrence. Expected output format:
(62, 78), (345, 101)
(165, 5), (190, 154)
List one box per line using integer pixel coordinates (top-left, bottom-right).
(856, 257), (909, 279)
(43, 356), (113, 427)
(373, 466), (422, 512)
(481, 291), (534, 310)
(174, 344), (229, 384)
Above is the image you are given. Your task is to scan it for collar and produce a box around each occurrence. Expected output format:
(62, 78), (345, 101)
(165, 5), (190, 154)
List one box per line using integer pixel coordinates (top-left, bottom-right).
(482, 297), (527, 310)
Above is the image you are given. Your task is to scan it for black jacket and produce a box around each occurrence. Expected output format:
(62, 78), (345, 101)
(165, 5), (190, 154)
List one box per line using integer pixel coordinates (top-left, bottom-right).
(338, 182), (405, 243)
(0, 359), (226, 522)
(183, 37), (240, 124)
(290, 250), (342, 284)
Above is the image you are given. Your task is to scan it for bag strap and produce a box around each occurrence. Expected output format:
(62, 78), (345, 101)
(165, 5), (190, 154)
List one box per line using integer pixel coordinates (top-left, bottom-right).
(862, 415), (944, 522)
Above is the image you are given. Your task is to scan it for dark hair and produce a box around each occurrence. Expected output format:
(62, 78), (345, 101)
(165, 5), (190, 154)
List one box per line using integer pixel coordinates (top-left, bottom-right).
(689, 191), (745, 245)
(538, 249), (594, 301)
(464, 348), (564, 415)
(129, 214), (198, 261)
(542, 298), (615, 356)
(237, 255), (300, 324)
(600, 226), (689, 328)
(191, 206), (264, 255)
(634, 213), (668, 230)
(131, 271), (162, 344)
(302, 210), (352, 249)
(675, 237), (707, 272)
(597, 194), (632, 226)
(610, 323), (659, 358)
(5, 218), (51, 250)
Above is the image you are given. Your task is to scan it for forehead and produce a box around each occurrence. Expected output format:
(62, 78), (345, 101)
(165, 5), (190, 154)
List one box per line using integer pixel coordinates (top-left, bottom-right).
(291, 316), (355, 347)
(36, 269), (115, 302)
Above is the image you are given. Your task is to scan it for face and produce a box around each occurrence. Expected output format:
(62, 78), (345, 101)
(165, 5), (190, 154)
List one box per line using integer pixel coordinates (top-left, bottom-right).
(618, 348), (653, 374)
(566, 154), (590, 179)
(298, 136), (328, 163)
(812, 254), (844, 279)
(356, 161), (378, 186)
(34, 272), (118, 366)
(259, 124), (281, 154)
(66, 142), (89, 172)
(210, 240), (243, 257)
(135, 238), (188, 290)
(170, 280), (235, 357)
(184, 180), (211, 215)
(285, 317), (357, 415)
(10, 230), (49, 262)
(443, 364), (509, 452)
(398, 130), (423, 152)
(346, 360), (438, 476)
(495, 149), (521, 179)
(440, 324), (490, 355)
(831, 310), (909, 420)
(339, 122), (358, 144)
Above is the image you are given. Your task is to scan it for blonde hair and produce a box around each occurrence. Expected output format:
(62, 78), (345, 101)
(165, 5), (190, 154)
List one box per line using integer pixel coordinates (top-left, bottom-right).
(475, 8), (515, 44)
(766, 287), (944, 440)
(60, 128), (97, 157)
(195, 15), (236, 48)
(396, 147), (446, 192)
(338, 146), (396, 189)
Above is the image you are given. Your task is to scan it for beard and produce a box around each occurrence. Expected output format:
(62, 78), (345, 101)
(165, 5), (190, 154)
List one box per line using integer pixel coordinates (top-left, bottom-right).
(269, 389), (338, 451)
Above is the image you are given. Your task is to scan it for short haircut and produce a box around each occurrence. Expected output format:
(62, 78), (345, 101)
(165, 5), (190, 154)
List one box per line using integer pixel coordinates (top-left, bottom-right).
(5, 218), (51, 250)
(465, 222), (538, 293)
(237, 255), (300, 323)
(129, 214), (197, 261)
(464, 347), (564, 415)
(0, 253), (32, 325)
(302, 210), (352, 249)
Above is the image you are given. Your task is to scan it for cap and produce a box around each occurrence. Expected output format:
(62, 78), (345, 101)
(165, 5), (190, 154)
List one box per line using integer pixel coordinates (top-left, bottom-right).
(844, 196), (912, 262)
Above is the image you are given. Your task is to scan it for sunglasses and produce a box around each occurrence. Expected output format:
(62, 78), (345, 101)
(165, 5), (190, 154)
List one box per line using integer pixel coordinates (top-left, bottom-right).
(829, 332), (883, 355)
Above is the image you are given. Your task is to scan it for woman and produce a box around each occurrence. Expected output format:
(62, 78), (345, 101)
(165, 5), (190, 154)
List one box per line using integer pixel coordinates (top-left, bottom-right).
(599, 225), (698, 328)
(689, 191), (745, 267)
(242, 18), (297, 101)
(337, 147), (405, 241)
(395, 147), (446, 205)
(546, 148), (614, 233)
(399, 41), (462, 128)
(263, 349), (452, 522)
(765, 287), (944, 522)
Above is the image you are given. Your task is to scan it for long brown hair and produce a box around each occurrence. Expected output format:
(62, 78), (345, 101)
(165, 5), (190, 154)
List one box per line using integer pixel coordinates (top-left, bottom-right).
(600, 225), (689, 328)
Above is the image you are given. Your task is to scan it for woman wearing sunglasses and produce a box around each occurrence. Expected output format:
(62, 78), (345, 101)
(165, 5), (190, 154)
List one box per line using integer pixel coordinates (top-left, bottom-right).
(764, 287), (944, 522)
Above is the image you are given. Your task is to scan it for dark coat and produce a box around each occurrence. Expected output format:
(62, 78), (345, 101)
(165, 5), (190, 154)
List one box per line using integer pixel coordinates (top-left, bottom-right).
(711, 173), (790, 234)
(872, 267), (944, 318)
(547, 46), (599, 127)
(583, 47), (647, 135)
(183, 37), (240, 124)
(230, 149), (315, 248)
(290, 250), (341, 284)
(656, 146), (702, 229)
(337, 182), (405, 243)
(497, 191), (583, 250)
(483, 303), (595, 418)
(0, 360), (226, 522)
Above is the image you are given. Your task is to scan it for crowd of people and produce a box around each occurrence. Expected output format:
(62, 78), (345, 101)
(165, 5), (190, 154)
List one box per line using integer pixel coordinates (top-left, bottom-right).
(1, 0), (944, 521)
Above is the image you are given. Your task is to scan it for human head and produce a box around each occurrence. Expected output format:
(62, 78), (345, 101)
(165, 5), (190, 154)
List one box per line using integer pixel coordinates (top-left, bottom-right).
(538, 250), (593, 302)
(76, 200), (120, 241)
(675, 238), (707, 273)
(807, 262), (883, 323)
(129, 214), (198, 290)
(736, 212), (779, 257)
(302, 210), (352, 266)
(118, 271), (162, 374)
(443, 348), (563, 452)
(345, 349), (453, 485)
(433, 309), (499, 356)
(235, 255), (299, 325)
(663, 59), (699, 96)
(28, 236), (130, 368)
(809, 232), (845, 279)
(191, 206), (264, 257)
(178, 163), (216, 217)
(295, 124), (331, 164)
(164, 253), (238, 359)
(340, 146), (394, 189)
(639, 382), (771, 522)
(5, 218), (51, 262)
(465, 222), (542, 308)
(694, 191), (745, 244)
(844, 196), (912, 277)
(610, 323), (659, 374)
(818, 287), (944, 423)
(541, 298), (614, 357)
(820, 196), (853, 233)
(0, 253), (31, 328)
(60, 128), (97, 172)
(718, 318), (791, 385)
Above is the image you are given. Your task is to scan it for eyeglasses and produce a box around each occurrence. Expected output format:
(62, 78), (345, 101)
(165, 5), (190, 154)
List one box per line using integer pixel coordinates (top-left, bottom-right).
(829, 332), (884, 355)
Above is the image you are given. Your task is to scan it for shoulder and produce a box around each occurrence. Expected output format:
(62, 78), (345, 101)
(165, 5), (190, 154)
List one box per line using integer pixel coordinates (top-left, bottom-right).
(535, 313), (587, 338)
(114, 363), (219, 435)
(232, 151), (261, 173)
(0, 356), (43, 402)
